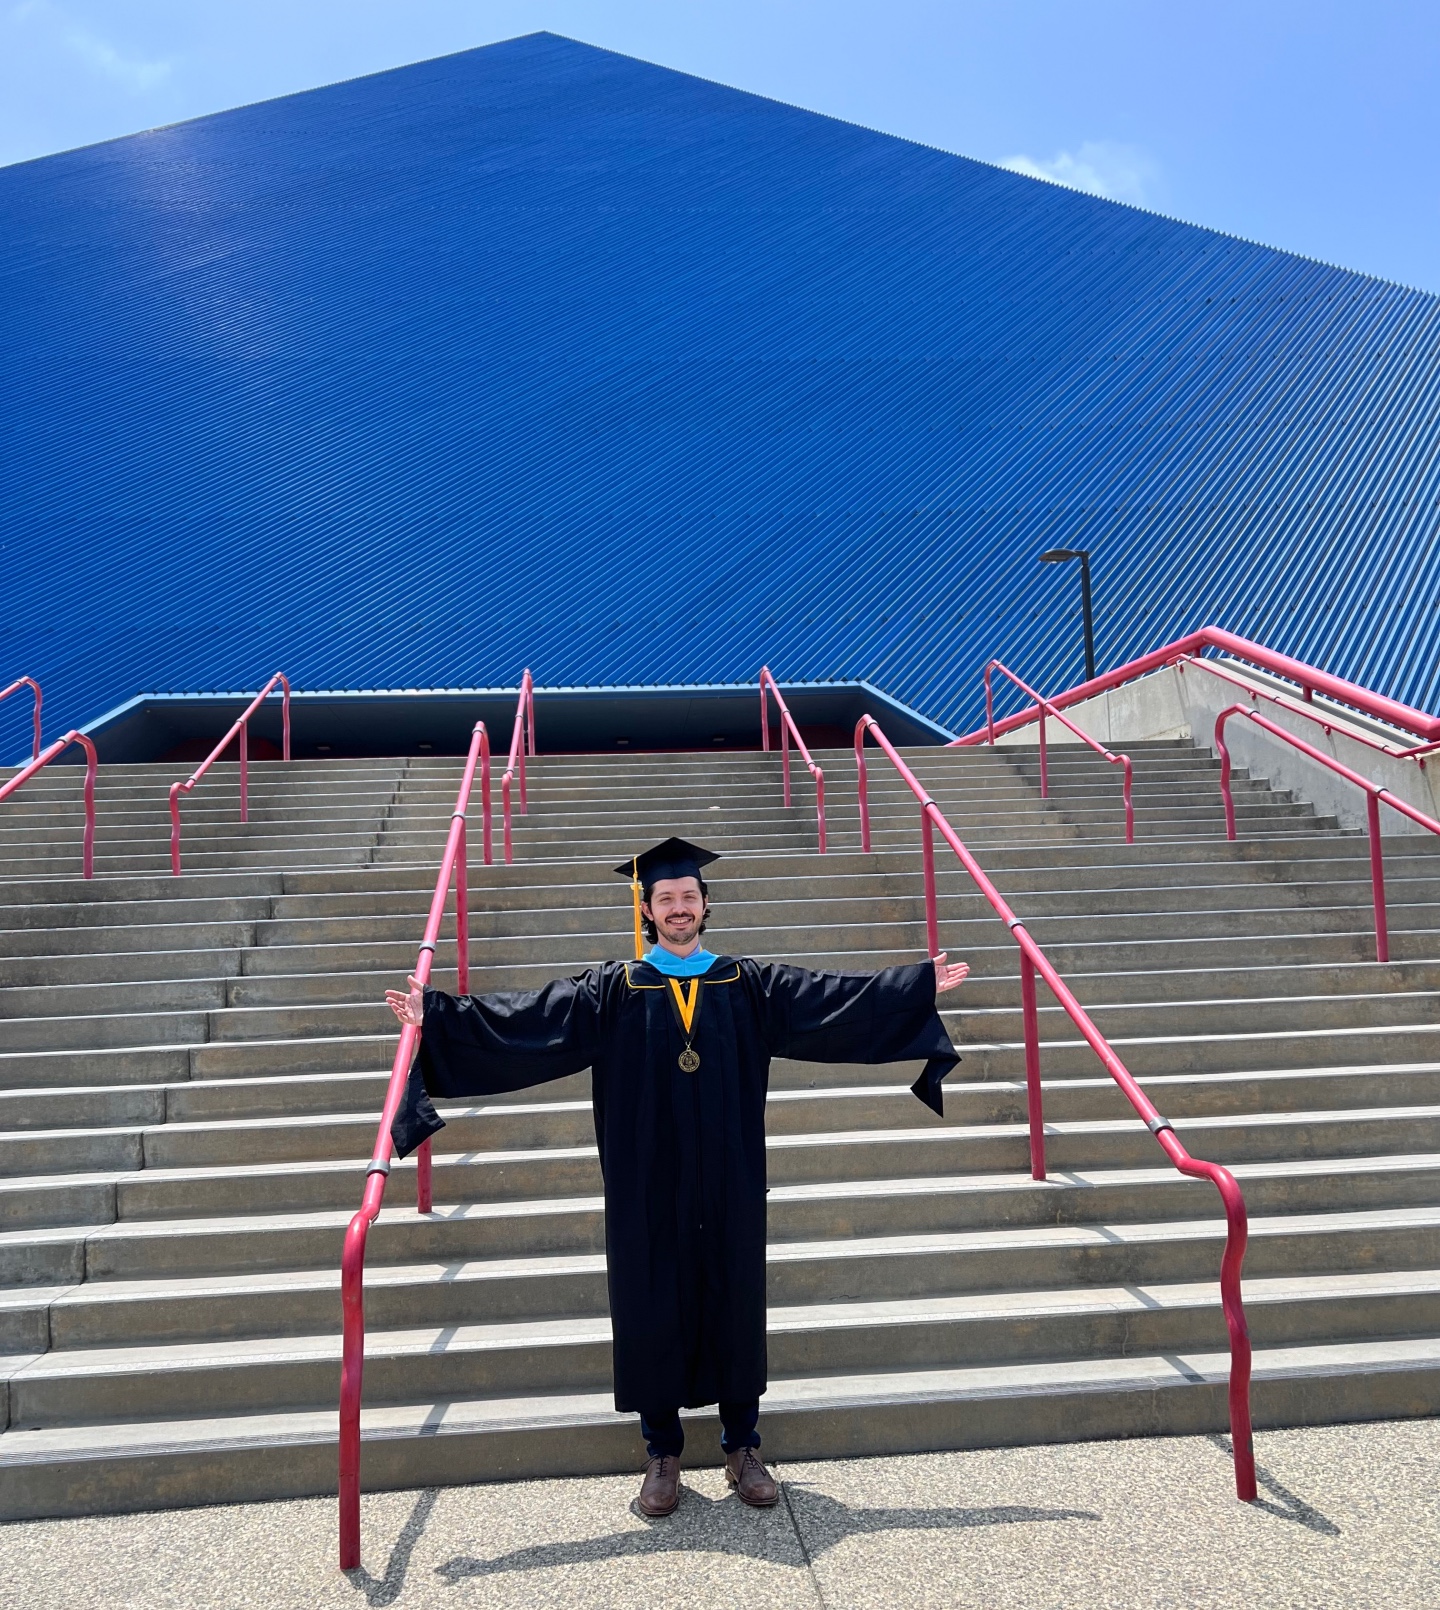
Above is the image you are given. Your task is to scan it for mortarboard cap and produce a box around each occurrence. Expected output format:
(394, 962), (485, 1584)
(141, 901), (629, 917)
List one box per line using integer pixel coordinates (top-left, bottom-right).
(613, 837), (721, 890)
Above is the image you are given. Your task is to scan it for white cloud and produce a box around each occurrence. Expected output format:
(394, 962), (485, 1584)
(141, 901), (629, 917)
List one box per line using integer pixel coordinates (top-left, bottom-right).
(999, 141), (1159, 208)
(62, 21), (171, 91)
(8, 2), (172, 94)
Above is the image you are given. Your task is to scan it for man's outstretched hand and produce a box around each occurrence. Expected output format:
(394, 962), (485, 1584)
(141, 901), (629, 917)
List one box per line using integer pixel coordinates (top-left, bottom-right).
(933, 953), (970, 994)
(385, 974), (425, 1027)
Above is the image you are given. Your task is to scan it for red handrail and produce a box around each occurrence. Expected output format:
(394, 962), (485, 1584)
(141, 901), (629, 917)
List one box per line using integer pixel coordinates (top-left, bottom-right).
(983, 660), (1134, 842)
(1174, 653), (1440, 764)
(168, 673), (291, 875)
(0, 730), (98, 877)
(0, 677), (43, 760)
(759, 667), (827, 853)
(338, 719), (488, 1569)
(1214, 703), (1440, 964)
(955, 626), (1440, 750)
(856, 713), (1256, 1501)
(500, 669), (536, 865)
(473, 722), (493, 867)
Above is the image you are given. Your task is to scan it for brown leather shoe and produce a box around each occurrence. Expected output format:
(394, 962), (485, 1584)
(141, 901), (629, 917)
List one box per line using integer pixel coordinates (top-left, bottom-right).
(724, 1446), (778, 1507)
(637, 1453), (682, 1517)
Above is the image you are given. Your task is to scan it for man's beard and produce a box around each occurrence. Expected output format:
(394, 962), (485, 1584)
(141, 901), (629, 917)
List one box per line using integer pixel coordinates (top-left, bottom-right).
(658, 913), (701, 942)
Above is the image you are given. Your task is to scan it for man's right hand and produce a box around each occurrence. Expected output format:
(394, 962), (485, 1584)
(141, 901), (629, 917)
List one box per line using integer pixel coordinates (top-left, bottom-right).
(385, 974), (425, 1027)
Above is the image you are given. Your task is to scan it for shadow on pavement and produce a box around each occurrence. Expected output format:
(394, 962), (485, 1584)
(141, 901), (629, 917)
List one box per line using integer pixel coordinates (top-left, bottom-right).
(434, 1481), (1099, 1581)
(1208, 1434), (1342, 1536)
(344, 1487), (440, 1606)
(784, 1482), (1101, 1555)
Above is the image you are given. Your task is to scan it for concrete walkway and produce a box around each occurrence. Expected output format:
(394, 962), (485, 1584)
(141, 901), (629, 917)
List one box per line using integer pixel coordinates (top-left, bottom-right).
(3, 1420), (1436, 1609)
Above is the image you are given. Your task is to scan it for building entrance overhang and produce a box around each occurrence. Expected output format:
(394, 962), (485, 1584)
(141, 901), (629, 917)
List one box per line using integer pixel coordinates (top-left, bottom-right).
(77, 679), (953, 763)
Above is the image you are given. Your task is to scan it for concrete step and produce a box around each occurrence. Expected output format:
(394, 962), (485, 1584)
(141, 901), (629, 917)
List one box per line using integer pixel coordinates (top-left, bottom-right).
(23, 952), (1440, 1051)
(10, 1266), (1437, 1431)
(27, 925), (1440, 1051)
(11, 1082), (1440, 1190)
(8, 1051), (1440, 1147)
(8, 1094), (1440, 1230)
(4, 1333), (1439, 1520)
(14, 1187), (1440, 1349)
(9, 1140), (1440, 1272)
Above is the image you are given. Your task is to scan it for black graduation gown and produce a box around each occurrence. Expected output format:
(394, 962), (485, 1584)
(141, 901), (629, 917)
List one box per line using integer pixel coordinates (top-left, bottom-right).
(390, 956), (958, 1414)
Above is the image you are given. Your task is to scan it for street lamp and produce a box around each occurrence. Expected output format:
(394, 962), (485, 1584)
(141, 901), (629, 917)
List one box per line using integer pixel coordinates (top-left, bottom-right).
(1039, 547), (1096, 682)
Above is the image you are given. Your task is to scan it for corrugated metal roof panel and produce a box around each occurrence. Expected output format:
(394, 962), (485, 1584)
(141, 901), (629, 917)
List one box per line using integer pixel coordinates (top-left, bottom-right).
(2, 31), (1438, 756)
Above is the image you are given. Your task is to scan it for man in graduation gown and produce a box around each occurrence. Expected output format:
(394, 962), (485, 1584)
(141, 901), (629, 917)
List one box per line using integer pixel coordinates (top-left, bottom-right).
(386, 837), (968, 1518)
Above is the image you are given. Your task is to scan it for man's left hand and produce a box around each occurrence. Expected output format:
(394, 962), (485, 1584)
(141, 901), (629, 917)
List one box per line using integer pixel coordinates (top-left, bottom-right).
(933, 953), (970, 993)
(385, 974), (426, 1026)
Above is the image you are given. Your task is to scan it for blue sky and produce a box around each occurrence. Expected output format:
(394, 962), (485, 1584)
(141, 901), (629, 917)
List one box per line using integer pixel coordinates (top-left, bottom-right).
(3, 1), (1437, 292)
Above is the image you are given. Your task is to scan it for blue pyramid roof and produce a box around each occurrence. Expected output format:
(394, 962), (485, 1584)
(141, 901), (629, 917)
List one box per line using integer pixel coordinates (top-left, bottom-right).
(3, 31), (1438, 751)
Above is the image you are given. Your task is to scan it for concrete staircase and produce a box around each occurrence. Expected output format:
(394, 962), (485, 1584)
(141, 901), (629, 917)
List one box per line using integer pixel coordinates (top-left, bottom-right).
(3, 742), (1440, 1520)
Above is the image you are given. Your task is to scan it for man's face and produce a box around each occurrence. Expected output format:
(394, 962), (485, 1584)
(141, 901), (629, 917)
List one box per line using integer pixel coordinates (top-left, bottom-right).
(642, 877), (708, 950)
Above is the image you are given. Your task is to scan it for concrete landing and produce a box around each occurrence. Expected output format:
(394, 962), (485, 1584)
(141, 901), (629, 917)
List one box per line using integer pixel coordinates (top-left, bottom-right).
(1, 1420), (1435, 1609)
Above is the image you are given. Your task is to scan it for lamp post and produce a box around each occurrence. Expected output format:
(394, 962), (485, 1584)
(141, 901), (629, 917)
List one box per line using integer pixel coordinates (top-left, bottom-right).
(1039, 547), (1096, 682)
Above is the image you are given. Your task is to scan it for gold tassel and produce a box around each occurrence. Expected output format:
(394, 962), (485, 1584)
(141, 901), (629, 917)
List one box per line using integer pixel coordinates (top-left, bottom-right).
(631, 856), (644, 960)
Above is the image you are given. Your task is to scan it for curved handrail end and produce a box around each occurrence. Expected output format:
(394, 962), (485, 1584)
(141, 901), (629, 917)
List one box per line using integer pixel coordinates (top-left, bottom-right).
(0, 676), (44, 760)
(168, 673), (292, 876)
(337, 714), (494, 1567)
(861, 708), (1255, 1503)
(0, 728), (98, 877)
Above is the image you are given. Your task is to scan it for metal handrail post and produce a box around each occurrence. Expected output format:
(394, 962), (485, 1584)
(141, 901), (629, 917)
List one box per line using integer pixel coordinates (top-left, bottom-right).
(477, 723), (492, 864)
(1121, 756), (1135, 841)
(456, 815), (470, 994)
(920, 807), (940, 957)
(501, 675), (536, 864)
(1215, 721), (1239, 841)
(781, 703), (792, 806)
(517, 670), (531, 812)
(854, 722), (871, 854)
(1018, 951), (1046, 1180)
(1366, 793), (1389, 963)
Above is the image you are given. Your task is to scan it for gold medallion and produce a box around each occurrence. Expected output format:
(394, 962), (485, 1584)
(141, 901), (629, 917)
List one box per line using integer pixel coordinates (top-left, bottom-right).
(678, 1046), (701, 1073)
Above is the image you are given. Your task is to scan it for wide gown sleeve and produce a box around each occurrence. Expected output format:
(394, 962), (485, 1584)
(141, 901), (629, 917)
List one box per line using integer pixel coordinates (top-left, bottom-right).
(750, 959), (960, 1115)
(390, 974), (604, 1158)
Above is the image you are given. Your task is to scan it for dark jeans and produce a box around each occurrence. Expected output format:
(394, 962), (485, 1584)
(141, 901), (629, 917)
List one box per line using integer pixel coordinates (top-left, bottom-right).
(640, 1399), (761, 1459)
